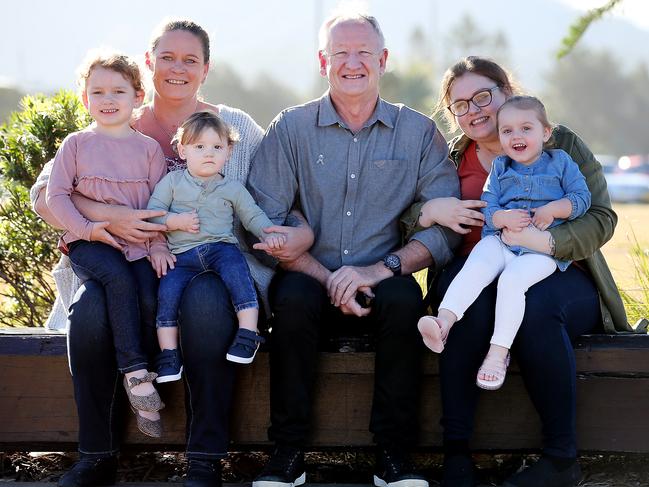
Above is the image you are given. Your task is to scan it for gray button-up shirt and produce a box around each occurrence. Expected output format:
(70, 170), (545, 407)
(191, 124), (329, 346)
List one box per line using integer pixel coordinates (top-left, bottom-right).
(247, 93), (460, 271)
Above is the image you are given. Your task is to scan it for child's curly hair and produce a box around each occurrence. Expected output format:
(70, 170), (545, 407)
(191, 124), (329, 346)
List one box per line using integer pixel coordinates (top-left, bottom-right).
(77, 49), (144, 93)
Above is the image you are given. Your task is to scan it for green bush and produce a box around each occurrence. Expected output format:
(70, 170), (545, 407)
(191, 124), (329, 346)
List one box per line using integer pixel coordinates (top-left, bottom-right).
(0, 90), (90, 326)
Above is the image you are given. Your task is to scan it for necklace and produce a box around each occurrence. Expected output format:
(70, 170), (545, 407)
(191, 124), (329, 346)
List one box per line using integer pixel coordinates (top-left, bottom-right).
(151, 101), (199, 141)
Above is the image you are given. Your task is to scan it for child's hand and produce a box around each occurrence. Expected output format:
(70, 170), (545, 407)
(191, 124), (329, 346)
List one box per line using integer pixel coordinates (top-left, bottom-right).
(262, 231), (287, 250)
(493, 209), (531, 232)
(149, 249), (176, 278)
(90, 221), (123, 251)
(167, 211), (200, 233)
(531, 204), (555, 231)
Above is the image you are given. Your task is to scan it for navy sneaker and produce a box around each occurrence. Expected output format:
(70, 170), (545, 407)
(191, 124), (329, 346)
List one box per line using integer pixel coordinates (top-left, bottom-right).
(155, 348), (183, 383)
(58, 455), (118, 487)
(252, 445), (305, 487)
(374, 445), (429, 487)
(226, 329), (265, 364)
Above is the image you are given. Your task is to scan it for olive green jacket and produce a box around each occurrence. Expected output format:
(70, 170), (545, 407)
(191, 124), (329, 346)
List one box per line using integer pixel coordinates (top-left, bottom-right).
(402, 125), (635, 333)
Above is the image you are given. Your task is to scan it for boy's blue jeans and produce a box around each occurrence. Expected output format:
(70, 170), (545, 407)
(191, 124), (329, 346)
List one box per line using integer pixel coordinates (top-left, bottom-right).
(157, 242), (258, 328)
(67, 240), (157, 373)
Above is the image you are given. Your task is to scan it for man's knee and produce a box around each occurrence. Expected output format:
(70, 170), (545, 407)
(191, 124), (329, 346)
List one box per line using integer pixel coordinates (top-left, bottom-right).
(373, 276), (424, 319)
(271, 272), (326, 314)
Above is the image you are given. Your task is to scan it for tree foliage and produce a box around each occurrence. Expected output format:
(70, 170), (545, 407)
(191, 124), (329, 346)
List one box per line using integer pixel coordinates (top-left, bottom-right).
(543, 48), (649, 156)
(0, 90), (89, 326)
(558, 0), (623, 58)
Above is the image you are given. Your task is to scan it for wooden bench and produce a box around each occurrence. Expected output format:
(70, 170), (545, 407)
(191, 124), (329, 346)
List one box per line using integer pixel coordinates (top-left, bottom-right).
(1, 328), (648, 452)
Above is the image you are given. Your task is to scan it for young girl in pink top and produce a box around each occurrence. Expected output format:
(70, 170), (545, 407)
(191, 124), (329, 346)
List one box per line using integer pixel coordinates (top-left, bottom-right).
(46, 51), (170, 438)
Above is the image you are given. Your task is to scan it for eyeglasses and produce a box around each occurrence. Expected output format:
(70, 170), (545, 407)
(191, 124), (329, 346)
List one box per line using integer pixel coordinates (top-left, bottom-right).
(447, 86), (500, 117)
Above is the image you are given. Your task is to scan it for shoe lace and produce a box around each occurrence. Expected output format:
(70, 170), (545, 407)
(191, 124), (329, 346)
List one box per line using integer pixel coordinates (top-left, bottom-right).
(380, 447), (413, 476)
(189, 459), (220, 475)
(263, 446), (301, 475)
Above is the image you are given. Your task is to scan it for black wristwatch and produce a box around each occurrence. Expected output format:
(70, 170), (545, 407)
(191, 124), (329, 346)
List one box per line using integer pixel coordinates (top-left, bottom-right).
(382, 253), (401, 276)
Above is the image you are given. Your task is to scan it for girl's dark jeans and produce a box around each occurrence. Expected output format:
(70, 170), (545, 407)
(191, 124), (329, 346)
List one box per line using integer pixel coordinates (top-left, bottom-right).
(435, 255), (601, 458)
(68, 241), (157, 373)
(67, 270), (237, 459)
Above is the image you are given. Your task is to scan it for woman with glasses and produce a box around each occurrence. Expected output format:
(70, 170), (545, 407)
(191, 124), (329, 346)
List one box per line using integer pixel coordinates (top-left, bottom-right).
(402, 56), (630, 487)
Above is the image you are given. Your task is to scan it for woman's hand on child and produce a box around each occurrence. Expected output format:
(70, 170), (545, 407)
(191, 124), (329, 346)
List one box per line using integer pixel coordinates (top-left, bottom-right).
(166, 211), (200, 233)
(263, 231), (287, 250)
(501, 226), (553, 254)
(493, 209), (532, 232)
(90, 221), (123, 251)
(97, 205), (167, 243)
(418, 197), (486, 234)
(149, 249), (176, 278)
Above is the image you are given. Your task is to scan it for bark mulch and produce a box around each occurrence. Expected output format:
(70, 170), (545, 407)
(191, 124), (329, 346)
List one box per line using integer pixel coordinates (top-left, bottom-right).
(1, 451), (648, 486)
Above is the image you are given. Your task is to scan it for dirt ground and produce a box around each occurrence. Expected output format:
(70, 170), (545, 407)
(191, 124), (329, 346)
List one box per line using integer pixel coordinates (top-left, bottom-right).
(2, 451), (648, 486)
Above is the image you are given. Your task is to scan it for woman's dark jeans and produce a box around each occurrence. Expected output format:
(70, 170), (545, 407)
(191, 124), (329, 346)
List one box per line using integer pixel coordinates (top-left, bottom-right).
(435, 255), (601, 458)
(67, 272), (237, 459)
(68, 241), (157, 373)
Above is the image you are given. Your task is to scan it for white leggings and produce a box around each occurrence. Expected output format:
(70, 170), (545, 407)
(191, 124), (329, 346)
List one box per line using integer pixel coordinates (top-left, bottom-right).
(439, 235), (557, 349)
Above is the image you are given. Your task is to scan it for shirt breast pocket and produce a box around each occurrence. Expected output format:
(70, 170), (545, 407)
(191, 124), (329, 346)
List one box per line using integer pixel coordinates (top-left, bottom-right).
(368, 159), (407, 206)
(536, 176), (563, 200)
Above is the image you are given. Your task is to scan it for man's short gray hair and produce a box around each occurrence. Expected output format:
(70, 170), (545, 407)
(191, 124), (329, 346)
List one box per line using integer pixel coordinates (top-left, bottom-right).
(318, 9), (385, 52)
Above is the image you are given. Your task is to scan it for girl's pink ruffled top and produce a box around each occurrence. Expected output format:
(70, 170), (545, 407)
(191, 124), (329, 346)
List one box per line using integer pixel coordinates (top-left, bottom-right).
(46, 127), (167, 261)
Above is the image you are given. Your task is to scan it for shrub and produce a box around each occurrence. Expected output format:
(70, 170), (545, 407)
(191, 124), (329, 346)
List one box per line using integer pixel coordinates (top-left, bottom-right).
(0, 90), (90, 326)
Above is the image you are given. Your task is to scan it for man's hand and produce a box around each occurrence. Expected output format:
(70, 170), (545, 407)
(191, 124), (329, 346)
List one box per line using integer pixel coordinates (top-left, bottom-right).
(149, 249), (177, 278)
(326, 263), (390, 308)
(493, 209), (531, 232)
(167, 211), (200, 233)
(253, 225), (314, 262)
(102, 206), (168, 243)
(90, 221), (123, 251)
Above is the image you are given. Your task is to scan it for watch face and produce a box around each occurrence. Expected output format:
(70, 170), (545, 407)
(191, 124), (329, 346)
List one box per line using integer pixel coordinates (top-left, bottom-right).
(385, 254), (400, 269)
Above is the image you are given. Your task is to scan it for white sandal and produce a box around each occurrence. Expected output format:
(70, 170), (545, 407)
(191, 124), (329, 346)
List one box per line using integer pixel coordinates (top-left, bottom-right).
(476, 352), (511, 391)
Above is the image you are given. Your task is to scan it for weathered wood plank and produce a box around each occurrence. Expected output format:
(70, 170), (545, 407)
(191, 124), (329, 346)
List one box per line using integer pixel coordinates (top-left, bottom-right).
(1, 331), (648, 452)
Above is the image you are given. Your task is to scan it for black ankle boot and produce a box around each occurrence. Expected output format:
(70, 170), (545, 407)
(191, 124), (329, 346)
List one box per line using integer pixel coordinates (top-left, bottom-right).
(57, 455), (118, 487)
(502, 456), (581, 487)
(441, 453), (476, 487)
(185, 458), (222, 487)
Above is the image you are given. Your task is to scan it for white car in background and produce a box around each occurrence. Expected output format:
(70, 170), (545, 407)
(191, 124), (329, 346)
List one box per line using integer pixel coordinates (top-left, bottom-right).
(600, 155), (649, 204)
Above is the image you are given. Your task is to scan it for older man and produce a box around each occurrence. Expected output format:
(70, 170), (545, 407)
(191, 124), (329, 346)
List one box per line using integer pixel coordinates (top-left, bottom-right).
(248, 11), (459, 487)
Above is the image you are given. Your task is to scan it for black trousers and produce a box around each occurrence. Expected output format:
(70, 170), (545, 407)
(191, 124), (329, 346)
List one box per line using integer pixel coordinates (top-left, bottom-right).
(267, 271), (426, 448)
(435, 255), (601, 458)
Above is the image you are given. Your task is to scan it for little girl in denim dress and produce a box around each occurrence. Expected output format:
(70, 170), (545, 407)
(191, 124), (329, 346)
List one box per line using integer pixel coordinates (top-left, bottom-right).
(418, 96), (591, 390)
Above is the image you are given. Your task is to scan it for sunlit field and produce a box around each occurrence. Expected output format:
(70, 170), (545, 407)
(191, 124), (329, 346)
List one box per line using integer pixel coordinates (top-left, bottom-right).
(602, 203), (649, 291)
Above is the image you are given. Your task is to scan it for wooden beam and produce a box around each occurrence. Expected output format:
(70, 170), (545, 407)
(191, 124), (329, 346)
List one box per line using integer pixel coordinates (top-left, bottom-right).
(1, 330), (648, 451)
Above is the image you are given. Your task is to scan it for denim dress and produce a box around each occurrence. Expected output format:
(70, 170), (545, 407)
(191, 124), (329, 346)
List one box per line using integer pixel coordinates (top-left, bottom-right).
(481, 149), (591, 271)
